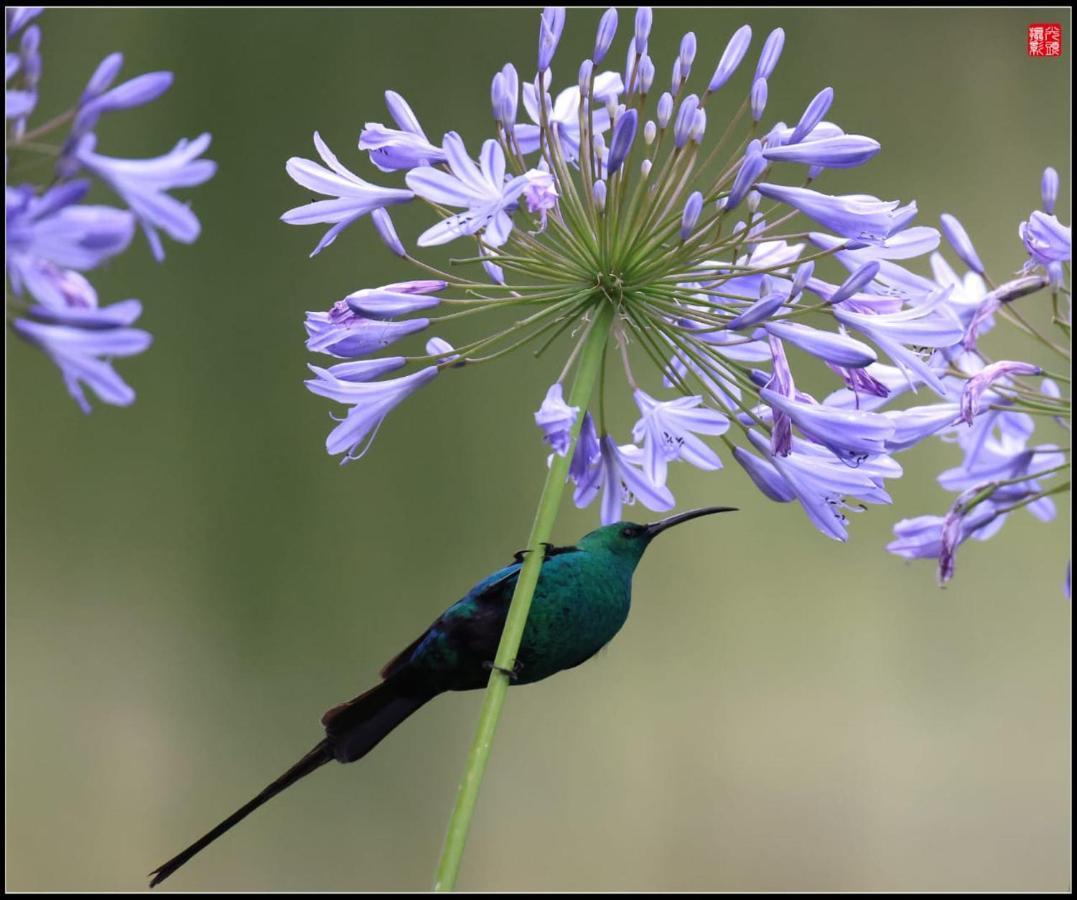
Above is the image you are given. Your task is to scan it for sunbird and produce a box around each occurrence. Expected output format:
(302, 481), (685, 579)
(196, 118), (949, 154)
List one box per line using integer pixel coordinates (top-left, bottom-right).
(149, 506), (735, 886)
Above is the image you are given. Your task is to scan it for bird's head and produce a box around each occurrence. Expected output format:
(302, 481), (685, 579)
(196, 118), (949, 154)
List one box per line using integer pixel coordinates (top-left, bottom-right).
(577, 506), (738, 565)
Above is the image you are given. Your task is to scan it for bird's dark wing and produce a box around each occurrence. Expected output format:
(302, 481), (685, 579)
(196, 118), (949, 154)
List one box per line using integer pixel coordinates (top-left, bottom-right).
(378, 562), (522, 683)
(512, 542), (579, 564)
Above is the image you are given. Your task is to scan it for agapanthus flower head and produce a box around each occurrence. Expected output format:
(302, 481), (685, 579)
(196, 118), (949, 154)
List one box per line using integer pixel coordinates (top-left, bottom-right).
(6, 10), (214, 411)
(279, 7), (1003, 542)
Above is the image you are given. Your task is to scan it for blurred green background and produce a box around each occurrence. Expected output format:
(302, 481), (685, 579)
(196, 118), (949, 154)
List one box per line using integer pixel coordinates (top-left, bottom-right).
(6, 7), (1071, 892)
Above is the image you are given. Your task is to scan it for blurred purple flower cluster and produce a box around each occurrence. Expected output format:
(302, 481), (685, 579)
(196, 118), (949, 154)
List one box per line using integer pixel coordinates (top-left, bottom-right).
(6, 7), (215, 412)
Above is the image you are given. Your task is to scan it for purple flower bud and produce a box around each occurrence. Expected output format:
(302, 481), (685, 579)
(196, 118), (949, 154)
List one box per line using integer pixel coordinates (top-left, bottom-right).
(72, 70), (174, 136)
(371, 208), (405, 257)
(750, 77), (768, 123)
(762, 134), (880, 170)
(383, 280), (446, 295)
(789, 87), (834, 144)
(638, 53), (655, 94)
(606, 108), (638, 175)
(643, 120), (657, 144)
(482, 253), (506, 285)
(756, 183), (914, 243)
(593, 8), (618, 65)
(346, 285), (442, 319)
(500, 64), (519, 125)
(680, 191), (704, 240)
(578, 58), (594, 94)
(680, 32), (698, 72)
(673, 93), (699, 148)
(535, 382), (580, 456)
(764, 320), (877, 368)
(491, 72), (508, 124)
(82, 52), (124, 101)
(523, 169), (559, 215)
(657, 92), (674, 128)
(538, 7), (567, 73)
(791, 260), (814, 299)
(940, 213), (984, 274)
(733, 446), (795, 502)
(426, 337), (463, 366)
(384, 90), (424, 136)
(960, 360), (1042, 424)
(690, 108), (706, 143)
(708, 24), (752, 93)
(725, 141), (766, 211)
(593, 179), (607, 211)
(623, 41), (637, 92)
(829, 261), (880, 305)
(634, 7), (652, 54)
(727, 292), (785, 330)
(1041, 166), (1059, 213)
(640, 158), (652, 178)
(755, 28), (785, 80)
(20, 24), (40, 80)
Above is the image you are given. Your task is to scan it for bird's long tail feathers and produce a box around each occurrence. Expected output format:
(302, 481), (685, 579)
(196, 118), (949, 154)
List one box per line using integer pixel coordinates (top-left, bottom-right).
(148, 681), (432, 887)
(148, 739), (332, 887)
(320, 680), (434, 763)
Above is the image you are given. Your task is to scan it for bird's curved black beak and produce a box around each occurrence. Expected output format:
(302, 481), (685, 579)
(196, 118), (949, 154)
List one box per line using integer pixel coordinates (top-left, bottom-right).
(644, 506), (738, 539)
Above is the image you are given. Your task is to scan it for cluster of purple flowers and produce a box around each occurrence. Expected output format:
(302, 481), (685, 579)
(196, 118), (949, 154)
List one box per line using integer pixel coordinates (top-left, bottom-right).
(887, 170), (1071, 593)
(283, 7), (1069, 563)
(5, 7), (215, 412)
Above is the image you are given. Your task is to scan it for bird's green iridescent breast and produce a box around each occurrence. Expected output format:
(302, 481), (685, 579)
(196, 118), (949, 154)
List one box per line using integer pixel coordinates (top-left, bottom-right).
(514, 550), (634, 683)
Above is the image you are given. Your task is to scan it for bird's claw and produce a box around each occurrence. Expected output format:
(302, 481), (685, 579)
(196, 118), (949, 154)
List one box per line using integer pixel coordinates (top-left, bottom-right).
(483, 660), (523, 682)
(513, 542), (554, 563)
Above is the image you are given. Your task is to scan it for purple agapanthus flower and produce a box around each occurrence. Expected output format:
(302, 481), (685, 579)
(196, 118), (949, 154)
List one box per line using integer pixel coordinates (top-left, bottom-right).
(515, 70), (623, 162)
(406, 133), (536, 248)
(74, 132), (215, 262)
(305, 361), (439, 463)
(305, 302), (430, 358)
(12, 272), (151, 413)
(359, 90), (447, 173)
(6, 181), (134, 304)
(734, 431), (901, 542)
(1019, 210), (1071, 268)
(756, 183), (917, 243)
(283, 131), (413, 256)
(631, 389), (728, 486)
(534, 382), (579, 456)
(572, 433), (675, 525)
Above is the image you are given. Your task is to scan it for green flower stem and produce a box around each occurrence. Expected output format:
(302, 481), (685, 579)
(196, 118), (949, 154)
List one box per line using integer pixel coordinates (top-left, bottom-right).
(432, 299), (615, 892)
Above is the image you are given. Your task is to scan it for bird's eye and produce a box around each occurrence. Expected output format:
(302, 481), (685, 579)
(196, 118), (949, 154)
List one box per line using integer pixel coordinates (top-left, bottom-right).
(621, 525), (639, 538)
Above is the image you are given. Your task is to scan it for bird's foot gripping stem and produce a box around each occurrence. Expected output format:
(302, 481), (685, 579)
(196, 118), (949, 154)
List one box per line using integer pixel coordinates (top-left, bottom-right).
(483, 660), (523, 682)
